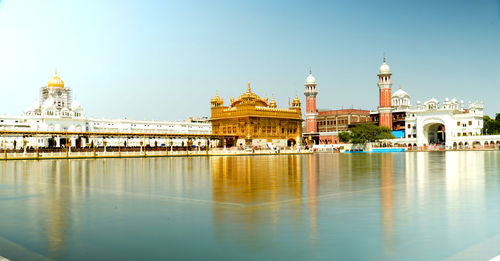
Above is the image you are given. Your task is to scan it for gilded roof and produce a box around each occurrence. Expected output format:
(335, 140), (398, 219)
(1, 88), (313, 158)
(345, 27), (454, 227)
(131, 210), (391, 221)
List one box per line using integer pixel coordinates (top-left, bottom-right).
(230, 82), (268, 107)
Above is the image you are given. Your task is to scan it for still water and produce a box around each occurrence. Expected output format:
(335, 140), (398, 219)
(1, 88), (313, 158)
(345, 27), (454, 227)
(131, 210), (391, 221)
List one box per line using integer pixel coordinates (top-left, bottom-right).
(0, 152), (500, 260)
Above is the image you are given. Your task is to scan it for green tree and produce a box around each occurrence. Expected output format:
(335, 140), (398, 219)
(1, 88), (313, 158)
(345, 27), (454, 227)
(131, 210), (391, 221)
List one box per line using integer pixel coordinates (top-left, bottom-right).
(483, 115), (500, 135)
(346, 124), (395, 144)
(338, 131), (351, 143)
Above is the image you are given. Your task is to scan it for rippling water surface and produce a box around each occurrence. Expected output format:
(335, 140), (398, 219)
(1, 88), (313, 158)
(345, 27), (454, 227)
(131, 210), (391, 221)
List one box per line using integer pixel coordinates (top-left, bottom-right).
(0, 152), (500, 260)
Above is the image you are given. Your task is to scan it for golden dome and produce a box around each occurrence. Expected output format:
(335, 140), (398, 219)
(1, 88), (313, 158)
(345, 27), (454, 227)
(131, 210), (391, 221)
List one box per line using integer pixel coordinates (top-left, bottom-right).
(269, 98), (277, 108)
(230, 82), (268, 107)
(48, 70), (64, 88)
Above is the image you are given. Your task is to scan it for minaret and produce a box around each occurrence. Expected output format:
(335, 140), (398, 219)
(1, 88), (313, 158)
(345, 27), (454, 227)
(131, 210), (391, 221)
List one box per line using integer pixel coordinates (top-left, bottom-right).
(304, 70), (318, 134)
(377, 57), (393, 129)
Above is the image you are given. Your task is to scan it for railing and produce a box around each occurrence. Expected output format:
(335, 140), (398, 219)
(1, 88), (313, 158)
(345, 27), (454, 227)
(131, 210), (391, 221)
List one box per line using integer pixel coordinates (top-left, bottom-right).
(0, 148), (311, 160)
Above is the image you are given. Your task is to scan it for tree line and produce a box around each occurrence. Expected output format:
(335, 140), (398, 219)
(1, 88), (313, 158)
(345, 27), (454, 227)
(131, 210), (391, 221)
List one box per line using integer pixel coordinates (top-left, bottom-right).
(338, 124), (395, 144)
(483, 114), (500, 135)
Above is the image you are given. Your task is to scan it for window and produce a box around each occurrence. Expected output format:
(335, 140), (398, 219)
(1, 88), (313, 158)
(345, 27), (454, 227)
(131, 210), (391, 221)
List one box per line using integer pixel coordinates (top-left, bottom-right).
(457, 121), (460, 126)
(458, 133), (461, 136)
(468, 121), (472, 126)
(407, 124), (411, 128)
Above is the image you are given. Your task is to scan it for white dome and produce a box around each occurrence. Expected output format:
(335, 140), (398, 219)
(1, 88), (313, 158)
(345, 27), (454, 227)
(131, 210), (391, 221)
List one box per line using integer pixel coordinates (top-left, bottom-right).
(305, 73), (316, 85)
(425, 98), (439, 104)
(379, 62), (390, 74)
(71, 100), (83, 111)
(392, 87), (409, 98)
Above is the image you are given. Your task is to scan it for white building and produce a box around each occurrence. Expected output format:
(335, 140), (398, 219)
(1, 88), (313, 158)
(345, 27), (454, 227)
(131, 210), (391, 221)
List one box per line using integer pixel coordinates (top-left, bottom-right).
(0, 71), (212, 148)
(387, 85), (499, 149)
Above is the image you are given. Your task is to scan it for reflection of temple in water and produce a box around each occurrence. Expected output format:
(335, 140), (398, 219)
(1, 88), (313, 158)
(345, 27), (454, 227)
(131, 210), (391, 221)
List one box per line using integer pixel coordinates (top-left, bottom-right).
(211, 155), (305, 246)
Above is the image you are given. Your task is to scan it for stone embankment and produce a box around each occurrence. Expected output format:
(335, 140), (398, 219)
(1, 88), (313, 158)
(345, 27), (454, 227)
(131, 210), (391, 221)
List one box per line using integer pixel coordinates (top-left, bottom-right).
(0, 149), (312, 160)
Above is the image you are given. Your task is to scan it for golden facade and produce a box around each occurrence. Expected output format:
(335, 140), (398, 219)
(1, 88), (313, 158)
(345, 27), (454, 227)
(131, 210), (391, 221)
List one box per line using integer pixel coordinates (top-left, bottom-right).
(210, 83), (303, 147)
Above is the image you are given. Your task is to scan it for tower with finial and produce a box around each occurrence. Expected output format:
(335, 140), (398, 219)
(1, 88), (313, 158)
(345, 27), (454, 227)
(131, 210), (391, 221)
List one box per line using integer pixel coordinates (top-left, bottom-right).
(304, 69), (318, 135)
(377, 57), (393, 129)
(210, 90), (223, 107)
(291, 90), (301, 111)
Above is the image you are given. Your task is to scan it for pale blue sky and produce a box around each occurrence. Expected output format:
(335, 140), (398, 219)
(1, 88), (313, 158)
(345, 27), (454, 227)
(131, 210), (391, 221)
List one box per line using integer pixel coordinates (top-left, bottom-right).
(0, 0), (499, 120)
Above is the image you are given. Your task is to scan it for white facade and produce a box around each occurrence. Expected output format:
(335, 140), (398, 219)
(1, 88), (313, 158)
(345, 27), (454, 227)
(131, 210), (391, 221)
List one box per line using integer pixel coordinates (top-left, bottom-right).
(404, 98), (484, 147)
(387, 84), (491, 148)
(0, 72), (211, 148)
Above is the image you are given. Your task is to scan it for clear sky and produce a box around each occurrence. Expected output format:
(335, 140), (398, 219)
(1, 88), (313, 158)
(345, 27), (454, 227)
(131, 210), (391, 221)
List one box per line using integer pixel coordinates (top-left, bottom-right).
(0, 0), (499, 120)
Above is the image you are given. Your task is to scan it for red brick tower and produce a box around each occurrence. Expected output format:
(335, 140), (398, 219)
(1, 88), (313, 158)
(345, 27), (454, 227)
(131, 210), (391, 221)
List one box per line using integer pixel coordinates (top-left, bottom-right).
(304, 70), (318, 136)
(377, 58), (393, 129)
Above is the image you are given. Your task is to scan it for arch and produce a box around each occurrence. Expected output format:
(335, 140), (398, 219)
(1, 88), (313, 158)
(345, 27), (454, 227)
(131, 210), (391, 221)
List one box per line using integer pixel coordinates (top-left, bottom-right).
(287, 138), (296, 147)
(422, 119), (446, 145)
(472, 141), (481, 149)
(464, 142), (469, 149)
(453, 142), (458, 149)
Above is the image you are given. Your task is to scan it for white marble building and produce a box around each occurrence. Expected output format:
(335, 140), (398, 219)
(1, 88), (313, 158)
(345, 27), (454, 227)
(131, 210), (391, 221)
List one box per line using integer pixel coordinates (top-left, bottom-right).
(388, 86), (500, 148)
(0, 71), (212, 148)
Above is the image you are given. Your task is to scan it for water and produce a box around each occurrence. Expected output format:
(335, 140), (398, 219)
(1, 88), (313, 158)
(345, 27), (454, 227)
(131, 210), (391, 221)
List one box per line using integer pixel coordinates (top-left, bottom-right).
(0, 152), (500, 260)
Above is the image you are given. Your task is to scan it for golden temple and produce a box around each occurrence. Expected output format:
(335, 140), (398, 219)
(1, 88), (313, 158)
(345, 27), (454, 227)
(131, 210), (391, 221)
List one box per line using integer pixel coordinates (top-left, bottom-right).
(210, 83), (303, 148)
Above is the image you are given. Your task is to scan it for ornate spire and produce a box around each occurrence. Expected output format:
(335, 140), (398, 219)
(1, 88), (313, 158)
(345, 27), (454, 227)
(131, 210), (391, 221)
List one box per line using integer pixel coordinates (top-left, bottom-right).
(247, 82), (251, 92)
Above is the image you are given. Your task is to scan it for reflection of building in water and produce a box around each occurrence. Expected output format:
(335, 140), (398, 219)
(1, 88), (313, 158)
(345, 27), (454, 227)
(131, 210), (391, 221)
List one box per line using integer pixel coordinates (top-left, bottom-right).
(13, 160), (94, 259)
(380, 154), (395, 256)
(445, 151), (485, 229)
(211, 156), (303, 246)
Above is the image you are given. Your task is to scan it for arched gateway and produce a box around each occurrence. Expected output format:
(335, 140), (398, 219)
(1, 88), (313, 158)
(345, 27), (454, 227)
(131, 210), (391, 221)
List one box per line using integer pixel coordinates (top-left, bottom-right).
(419, 119), (447, 146)
(423, 122), (446, 145)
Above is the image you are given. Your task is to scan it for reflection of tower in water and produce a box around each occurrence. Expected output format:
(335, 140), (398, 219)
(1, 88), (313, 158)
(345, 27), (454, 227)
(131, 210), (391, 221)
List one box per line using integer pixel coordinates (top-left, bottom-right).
(306, 155), (319, 244)
(211, 156), (303, 246)
(380, 154), (395, 256)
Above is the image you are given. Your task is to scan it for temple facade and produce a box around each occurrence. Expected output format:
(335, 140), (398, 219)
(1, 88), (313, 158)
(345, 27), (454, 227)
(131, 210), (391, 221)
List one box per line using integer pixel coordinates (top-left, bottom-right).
(0, 71), (211, 149)
(210, 83), (303, 148)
